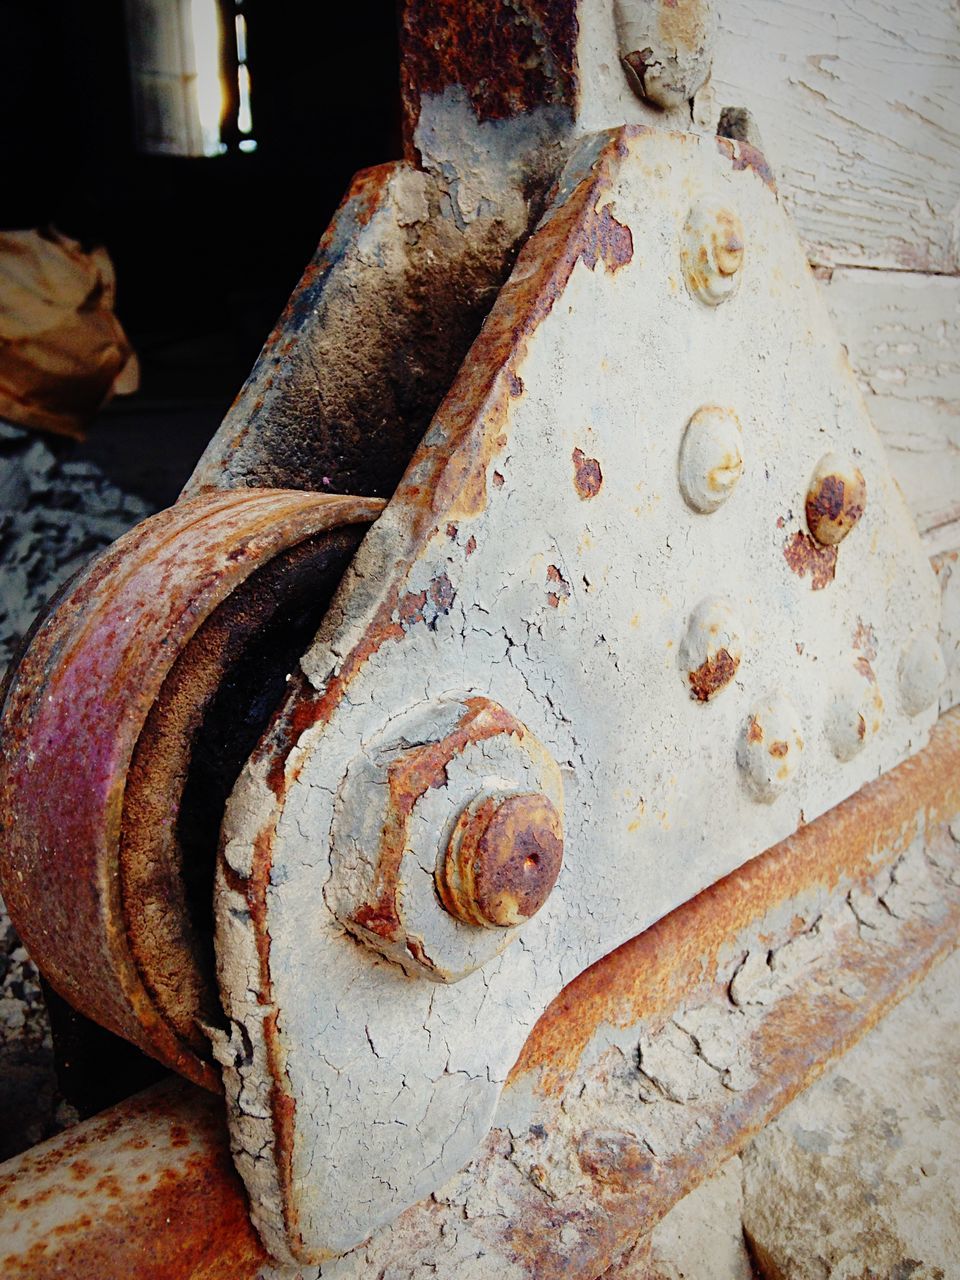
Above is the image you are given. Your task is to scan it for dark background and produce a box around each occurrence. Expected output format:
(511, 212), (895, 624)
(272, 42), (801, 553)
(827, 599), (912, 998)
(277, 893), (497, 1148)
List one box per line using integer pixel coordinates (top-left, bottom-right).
(0, 0), (402, 503)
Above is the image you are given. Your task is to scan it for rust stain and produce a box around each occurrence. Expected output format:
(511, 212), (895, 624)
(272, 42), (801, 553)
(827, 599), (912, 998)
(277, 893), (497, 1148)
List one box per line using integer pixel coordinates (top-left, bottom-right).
(688, 647), (739, 702)
(769, 740), (789, 759)
(783, 530), (838, 590)
(853, 619), (879, 662)
(716, 135), (778, 192)
(509, 709), (960, 1100)
(572, 448), (603, 500)
(746, 715), (763, 744)
(399, 0), (579, 148)
(546, 564), (570, 609)
(855, 656), (877, 684)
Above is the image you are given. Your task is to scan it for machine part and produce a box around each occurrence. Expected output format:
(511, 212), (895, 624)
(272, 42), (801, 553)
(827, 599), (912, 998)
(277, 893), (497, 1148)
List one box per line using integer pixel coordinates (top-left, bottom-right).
(805, 453), (867, 546)
(4, 708), (958, 1280)
(212, 126), (941, 1261)
(615, 0), (717, 109)
(0, 489), (382, 1088)
(328, 696), (565, 981)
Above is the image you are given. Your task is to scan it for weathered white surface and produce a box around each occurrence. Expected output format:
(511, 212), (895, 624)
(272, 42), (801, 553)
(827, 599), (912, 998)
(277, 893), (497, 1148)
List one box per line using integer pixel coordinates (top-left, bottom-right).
(742, 944), (960, 1278)
(217, 127), (942, 1263)
(820, 268), (960, 542)
(647, 1158), (753, 1280)
(706, 0), (960, 273)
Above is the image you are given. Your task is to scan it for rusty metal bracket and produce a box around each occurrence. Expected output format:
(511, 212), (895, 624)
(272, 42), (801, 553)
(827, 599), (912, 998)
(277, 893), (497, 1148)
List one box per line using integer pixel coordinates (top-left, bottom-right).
(210, 126), (944, 1262)
(3, 707), (958, 1279)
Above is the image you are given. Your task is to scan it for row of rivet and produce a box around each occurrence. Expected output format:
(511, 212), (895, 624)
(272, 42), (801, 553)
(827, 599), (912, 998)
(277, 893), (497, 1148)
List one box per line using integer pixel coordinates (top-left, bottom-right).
(679, 601), (943, 803)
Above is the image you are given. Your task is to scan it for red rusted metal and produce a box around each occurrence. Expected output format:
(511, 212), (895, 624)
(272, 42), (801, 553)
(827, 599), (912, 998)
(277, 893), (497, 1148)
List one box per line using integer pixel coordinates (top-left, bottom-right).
(0, 490), (383, 1088)
(3, 708), (957, 1279)
(399, 0), (580, 152)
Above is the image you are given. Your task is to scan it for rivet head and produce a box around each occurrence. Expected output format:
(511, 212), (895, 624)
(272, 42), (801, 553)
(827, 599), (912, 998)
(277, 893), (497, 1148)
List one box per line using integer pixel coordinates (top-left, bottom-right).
(825, 670), (883, 762)
(738, 692), (804, 802)
(678, 406), (744, 513)
(681, 204), (744, 306)
(615, 0), (717, 110)
(679, 597), (743, 701)
(805, 454), (866, 546)
(438, 791), (563, 929)
(899, 633), (945, 717)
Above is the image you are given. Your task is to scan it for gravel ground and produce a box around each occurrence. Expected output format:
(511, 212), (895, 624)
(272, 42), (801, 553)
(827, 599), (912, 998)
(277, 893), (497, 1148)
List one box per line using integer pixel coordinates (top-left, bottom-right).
(0, 419), (154, 1159)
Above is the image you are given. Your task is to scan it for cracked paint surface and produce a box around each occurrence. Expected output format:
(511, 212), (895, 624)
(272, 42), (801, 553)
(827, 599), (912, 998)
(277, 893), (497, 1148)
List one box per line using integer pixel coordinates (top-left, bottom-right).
(213, 126), (941, 1263)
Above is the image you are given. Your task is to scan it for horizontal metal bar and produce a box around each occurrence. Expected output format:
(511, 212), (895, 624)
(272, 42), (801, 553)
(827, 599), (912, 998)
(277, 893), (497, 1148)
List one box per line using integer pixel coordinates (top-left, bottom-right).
(3, 708), (959, 1279)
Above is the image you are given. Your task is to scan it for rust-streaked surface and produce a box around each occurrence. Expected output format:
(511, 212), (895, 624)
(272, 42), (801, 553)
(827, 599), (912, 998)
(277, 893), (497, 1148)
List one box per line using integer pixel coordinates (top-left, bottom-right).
(0, 1080), (267, 1280)
(0, 489), (382, 1088)
(399, 0), (579, 151)
(511, 706), (960, 1094)
(5, 710), (956, 1279)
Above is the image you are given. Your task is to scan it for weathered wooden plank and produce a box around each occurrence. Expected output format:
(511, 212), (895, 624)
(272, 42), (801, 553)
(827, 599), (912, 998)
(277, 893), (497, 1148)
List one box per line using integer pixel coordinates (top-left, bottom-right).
(705, 0), (960, 272)
(818, 268), (960, 540)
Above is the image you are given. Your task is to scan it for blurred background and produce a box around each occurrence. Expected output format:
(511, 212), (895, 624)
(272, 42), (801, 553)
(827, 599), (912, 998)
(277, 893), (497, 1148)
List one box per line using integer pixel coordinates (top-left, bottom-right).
(0, 0), (401, 1157)
(0, 0), (401, 507)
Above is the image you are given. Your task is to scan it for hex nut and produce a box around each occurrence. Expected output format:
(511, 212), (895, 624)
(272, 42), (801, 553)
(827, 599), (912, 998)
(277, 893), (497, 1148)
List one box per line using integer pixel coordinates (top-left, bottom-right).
(738, 692), (804, 802)
(681, 203), (744, 306)
(679, 596), (744, 702)
(438, 791), (563, 929)
(678, 405), (744, 513)
(805, 454), (867, 546)
(329, 697), (564, 982)
(899, 634), (946, 717)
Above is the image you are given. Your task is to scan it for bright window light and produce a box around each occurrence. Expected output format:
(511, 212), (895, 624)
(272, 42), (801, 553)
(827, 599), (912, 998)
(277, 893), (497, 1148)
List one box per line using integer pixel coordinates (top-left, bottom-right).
(190, 0), (226, 157)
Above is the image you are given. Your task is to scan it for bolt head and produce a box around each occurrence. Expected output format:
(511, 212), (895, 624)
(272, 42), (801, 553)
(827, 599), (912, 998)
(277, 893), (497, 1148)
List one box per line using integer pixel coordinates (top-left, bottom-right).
(678, 405), (744, 513)
(439, 791), (563, 930)
(738, 692), (804, 802)
(805, 454), (866, 546)
(679, 597), (744, 702)
(681, 204), (745, 306)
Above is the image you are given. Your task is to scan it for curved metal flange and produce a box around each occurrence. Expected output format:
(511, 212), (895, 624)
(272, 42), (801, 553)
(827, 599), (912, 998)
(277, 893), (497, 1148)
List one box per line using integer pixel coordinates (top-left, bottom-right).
(213, 127), (942, 1261)
(0, 489), (383, 1088)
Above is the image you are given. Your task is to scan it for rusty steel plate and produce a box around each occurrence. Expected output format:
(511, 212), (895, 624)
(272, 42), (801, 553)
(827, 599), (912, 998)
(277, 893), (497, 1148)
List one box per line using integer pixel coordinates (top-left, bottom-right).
(2, 708), (959, 1279)
(211, 127), (943, 1261)
(0, 489), (383, 1088)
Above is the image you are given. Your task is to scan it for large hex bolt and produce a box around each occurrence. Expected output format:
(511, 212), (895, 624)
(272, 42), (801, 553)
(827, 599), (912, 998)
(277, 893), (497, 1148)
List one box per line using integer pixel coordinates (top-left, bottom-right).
(438, 792), (563, 929)
(329, 697), (564, 982)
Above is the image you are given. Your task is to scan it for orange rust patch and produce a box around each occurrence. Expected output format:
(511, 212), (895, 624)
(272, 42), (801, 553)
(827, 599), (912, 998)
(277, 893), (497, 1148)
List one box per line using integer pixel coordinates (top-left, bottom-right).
(572, 448), (603, 500)
(769, 740), (789, 759)
(855, 657), (877, 684)
(783, 530), (838, 590)
(853, 619), (878, 661)
(746, 716), (764, 744)
(688, 648), (739, 702)
(716, 135), (778, 191)
(465, 535), (477, 557)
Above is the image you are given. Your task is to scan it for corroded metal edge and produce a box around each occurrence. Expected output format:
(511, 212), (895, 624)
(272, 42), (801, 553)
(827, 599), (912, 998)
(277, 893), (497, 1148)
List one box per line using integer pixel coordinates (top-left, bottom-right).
(0, 491), (383, 1089)
(4, 707), (958, 1279)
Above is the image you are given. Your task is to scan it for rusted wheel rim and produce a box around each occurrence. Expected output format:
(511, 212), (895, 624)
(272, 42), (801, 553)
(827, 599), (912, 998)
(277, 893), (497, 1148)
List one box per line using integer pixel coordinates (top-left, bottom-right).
(0, 488), (383, 1088)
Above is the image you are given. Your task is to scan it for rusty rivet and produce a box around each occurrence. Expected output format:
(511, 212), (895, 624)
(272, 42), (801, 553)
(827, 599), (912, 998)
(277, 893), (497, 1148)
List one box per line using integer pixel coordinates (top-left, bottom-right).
(805, 454), (867, 546)
(825, 669), (884, 762)
(681, 204), (745, 306)
(678, 405), (744, 513)
(615, 0), (718, 110)
(737, 692), (804, 802)
(438, 791), (563, 930)
(899, 633), (946, 717)
(679, 597), (743, 701)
